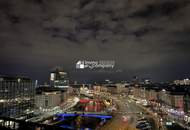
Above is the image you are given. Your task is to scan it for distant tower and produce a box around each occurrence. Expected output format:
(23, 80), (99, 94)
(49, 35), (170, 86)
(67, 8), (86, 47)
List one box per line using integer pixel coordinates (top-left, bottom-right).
(35, 80), (38, 88)
(50, 67), (69, 88)
(74, 81), (78, 85)
(133, 76), (139, 86)
(144, 79), (151, 85)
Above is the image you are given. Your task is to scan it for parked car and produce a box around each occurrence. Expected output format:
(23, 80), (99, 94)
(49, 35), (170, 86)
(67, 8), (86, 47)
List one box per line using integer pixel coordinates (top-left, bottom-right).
(136, 122), (150, 128)
(141, 125), (152, 130)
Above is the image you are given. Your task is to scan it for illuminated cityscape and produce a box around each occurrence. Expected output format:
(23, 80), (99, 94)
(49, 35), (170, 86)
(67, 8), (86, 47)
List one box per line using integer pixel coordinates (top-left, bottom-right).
(1, 0), (190, 130)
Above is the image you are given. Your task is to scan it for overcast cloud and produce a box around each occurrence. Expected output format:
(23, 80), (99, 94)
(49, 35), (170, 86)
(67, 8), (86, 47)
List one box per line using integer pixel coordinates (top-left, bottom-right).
(0, 0), (190, 83)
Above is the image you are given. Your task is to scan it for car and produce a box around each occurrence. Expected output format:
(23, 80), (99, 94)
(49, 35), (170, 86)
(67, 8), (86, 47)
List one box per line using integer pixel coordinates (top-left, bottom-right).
(136, 122), (150, 128)
(137, 120), (149, 124)
(141, 125), (152, 130)
(137, 122), (150, 125)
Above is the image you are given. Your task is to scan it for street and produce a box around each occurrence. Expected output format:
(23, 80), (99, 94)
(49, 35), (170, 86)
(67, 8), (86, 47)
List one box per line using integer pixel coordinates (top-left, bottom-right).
(101, 94), (157, 130)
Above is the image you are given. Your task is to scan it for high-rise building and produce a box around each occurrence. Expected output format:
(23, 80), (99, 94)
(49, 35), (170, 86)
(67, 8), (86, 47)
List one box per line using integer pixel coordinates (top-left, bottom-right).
(50, 68), (69, 88)
(0, 75), (35, 117)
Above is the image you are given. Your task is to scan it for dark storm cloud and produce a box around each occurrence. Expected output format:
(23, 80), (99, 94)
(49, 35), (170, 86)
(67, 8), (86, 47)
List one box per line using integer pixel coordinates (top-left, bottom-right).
(132, 26), (162, 37)
(129, 0), (190, 18)
(0, 0), (190, 82)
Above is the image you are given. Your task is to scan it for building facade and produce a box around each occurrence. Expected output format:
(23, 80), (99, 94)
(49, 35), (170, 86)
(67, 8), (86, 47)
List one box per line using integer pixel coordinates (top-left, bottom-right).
(35, 87), (69, 108)
(50, 68), (69, 88)
(35, 91), (61, 109)
(0, 76), (35, 117)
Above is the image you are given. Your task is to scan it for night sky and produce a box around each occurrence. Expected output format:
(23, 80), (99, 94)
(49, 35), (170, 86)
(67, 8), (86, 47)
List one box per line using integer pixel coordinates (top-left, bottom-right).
(0, 0), (190, 83)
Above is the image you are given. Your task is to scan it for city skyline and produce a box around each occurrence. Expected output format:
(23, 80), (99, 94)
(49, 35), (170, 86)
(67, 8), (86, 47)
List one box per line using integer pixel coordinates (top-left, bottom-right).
(1, 0), (190, 83)
(1, 1), (190, 130)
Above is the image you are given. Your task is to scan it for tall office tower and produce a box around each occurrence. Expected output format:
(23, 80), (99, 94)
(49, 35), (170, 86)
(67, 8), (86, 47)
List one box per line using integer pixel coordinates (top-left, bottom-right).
(0, 75), (35, 117)
(50, 67), (69, 88)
